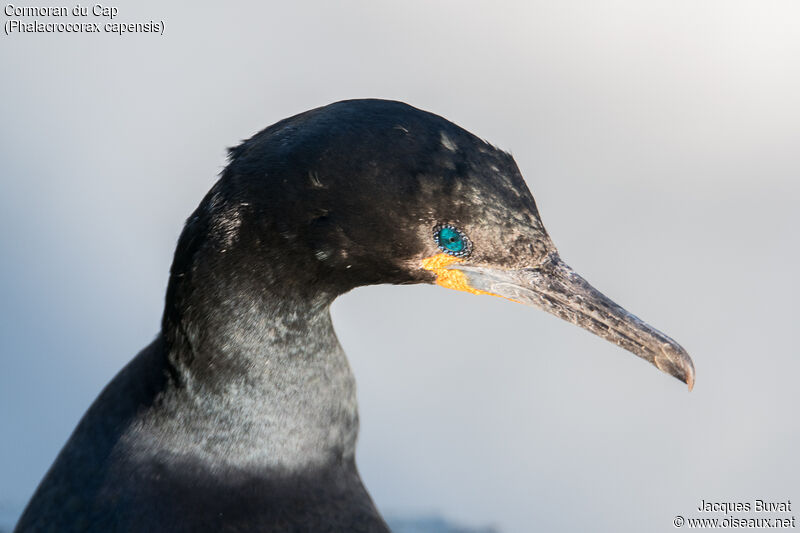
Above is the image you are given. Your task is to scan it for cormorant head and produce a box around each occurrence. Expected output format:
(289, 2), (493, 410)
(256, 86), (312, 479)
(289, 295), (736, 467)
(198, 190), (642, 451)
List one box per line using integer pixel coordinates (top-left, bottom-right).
(205, 99), (694, 389)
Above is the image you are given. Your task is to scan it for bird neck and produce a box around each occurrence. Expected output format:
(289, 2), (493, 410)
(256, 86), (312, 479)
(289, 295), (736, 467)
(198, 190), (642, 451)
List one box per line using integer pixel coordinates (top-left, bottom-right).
(154, 246), (359, 474)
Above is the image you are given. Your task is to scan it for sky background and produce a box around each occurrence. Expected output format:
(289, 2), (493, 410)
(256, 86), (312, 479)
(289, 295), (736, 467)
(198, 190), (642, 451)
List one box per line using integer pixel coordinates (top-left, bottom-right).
(1, 1), (798, 532)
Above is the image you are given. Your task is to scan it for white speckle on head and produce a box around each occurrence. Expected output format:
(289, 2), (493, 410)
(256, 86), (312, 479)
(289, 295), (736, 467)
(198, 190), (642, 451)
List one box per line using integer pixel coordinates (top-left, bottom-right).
(315, 249), (330, 261)
(308, 171), (325, 189)
(394, 124), (409, 134)
(215, 207), (243, 249)
(440, 131), (457, 152)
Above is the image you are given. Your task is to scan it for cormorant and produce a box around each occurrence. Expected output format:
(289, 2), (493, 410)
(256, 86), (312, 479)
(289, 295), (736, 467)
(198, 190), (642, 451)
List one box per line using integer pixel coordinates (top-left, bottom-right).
(14, 99), (694, 532)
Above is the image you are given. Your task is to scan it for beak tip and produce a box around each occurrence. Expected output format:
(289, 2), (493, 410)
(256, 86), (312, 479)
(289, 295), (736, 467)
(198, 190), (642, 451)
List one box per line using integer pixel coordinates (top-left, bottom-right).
(679, 352), (695, 392)
(686, 368), (695, 392)
(654, 343), (695, 391)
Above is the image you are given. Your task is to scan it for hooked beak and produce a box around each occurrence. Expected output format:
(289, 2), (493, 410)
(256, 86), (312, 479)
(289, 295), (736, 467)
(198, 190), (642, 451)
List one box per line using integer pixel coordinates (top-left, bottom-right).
(448, 253), (695, 390)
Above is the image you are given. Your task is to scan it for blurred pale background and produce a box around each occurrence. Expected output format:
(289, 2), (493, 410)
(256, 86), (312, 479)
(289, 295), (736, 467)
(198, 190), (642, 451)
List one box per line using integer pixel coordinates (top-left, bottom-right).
(1, 1), (798, 531)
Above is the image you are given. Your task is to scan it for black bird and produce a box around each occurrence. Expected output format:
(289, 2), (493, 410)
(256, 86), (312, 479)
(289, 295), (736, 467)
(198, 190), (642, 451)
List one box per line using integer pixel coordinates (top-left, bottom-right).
(15, 99), (694, 532)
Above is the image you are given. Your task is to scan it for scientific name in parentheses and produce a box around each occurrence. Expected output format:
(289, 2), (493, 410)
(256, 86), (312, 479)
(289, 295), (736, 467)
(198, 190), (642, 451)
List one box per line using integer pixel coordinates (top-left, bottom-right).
(6, 19), (163, 34)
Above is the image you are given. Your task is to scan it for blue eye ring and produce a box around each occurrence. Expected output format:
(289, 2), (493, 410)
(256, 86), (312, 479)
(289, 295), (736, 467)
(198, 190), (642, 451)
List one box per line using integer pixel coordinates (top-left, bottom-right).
(433, 223), (472, 258)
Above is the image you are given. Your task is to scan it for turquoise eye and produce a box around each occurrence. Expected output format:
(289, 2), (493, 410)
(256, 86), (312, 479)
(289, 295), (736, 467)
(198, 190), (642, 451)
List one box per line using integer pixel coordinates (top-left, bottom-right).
(433, 224), (472, 258)
(439, 227), (464, 252)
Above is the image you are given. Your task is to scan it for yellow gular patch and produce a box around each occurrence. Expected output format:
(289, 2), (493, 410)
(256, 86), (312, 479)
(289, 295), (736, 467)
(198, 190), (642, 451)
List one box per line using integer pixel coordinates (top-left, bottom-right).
(420, 253), (495, 297)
